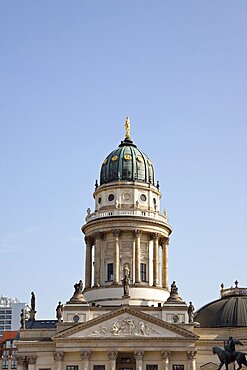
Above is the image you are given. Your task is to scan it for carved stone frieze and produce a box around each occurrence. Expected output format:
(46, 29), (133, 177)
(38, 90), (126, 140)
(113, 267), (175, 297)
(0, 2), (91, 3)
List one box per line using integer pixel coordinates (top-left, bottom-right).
(88, 315), (160, 337)
(53, 352), (64, 361)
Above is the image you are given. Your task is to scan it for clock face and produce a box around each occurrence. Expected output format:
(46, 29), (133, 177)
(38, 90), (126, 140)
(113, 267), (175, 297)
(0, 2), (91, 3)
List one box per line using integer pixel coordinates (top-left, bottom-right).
(173, 314), (179, 323)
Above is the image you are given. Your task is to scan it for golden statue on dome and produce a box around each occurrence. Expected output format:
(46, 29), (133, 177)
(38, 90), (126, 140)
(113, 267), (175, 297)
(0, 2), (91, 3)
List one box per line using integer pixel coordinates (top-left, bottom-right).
(125, 116), (131, 139)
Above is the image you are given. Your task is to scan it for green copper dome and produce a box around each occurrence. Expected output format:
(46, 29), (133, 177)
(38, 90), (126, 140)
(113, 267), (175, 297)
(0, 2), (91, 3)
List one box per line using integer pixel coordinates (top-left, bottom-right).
(100, 136), (155, 186)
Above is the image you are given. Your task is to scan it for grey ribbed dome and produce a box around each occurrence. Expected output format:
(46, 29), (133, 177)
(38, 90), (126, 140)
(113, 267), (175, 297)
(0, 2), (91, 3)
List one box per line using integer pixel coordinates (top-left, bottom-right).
(195, 292), (247, 328)
(100, 137), (155, 186)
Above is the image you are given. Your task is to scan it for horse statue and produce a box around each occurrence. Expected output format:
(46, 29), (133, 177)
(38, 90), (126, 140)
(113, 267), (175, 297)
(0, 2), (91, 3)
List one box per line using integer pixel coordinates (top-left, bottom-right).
(212, 346), (247, 370)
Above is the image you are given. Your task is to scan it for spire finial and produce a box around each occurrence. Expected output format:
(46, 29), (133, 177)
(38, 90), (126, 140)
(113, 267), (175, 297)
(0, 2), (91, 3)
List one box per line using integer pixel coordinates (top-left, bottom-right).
(125, 116), (130, 139)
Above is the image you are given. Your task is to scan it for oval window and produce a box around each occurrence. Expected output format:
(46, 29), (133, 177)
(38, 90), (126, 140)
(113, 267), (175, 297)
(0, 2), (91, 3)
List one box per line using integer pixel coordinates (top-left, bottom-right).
(140, 194), (147, 202)
(108, 194), (115, 202)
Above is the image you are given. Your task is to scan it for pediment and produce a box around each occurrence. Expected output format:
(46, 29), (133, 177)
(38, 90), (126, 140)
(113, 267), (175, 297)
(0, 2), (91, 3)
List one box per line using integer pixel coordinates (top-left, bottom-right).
(200, 363), (219, 370)
(54, 306), (197, 340)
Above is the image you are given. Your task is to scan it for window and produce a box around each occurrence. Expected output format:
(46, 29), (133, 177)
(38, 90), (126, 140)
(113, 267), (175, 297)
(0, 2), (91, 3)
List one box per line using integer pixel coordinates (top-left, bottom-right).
(173, 366), (184, 370)
(107, 263), (113, 281)
(11, 359), (17, 369)
(120, 358), (132, 363)
(66, 366), (78, 370)
(147, 366), (158, 370)
(93, 366), (105, 370)
(2, 360), (8, 369)
(140, 263), (146, 282)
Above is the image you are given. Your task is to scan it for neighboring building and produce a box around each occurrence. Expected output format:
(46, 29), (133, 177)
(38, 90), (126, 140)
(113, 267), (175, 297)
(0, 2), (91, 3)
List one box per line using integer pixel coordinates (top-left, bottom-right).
(0, 331), (18, 370)
(15, 120), (247, 370)
(0, 296), (27, 338)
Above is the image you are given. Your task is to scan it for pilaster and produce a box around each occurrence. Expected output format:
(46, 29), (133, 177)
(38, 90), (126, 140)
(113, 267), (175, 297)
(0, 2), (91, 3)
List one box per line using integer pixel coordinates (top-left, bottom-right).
(53, 351), (64, 370)
(134, 350), (144, 370)
(80, 351), (91, 370)
(187, 351), (197, 370)
(108, 351), (118, 370)
(27, 356), (37, 370)
(161, 351), (171, 370)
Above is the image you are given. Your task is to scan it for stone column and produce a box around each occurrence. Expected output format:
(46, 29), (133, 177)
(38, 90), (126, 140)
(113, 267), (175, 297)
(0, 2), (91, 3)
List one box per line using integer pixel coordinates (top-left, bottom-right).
(80, 351), (91, 370)
(53, 351), (64, 370)
(85, 236), (92, 289)
(27, 356), (37, 370)
(187, 351), (197, 370)
(16, 355), (25, 370)
(161, 351), (171, 370)
(152, 233), (159, 286)
(108, 351), (118, 370)
(135, 230), (142, 284)
(134, 351), (144, 370)
(161, 238), (169, 289)
(94, 232), (101, 287)
(113, 230), (121, 284)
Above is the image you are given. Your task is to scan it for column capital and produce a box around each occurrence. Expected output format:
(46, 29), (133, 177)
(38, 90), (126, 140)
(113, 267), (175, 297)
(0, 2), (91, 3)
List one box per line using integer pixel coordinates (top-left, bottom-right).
(108, 351), (118, 360)
(53, 352), (64, 361)
(95, 232), (102, 240)
(112, 229), (121, 237)
(80, 351), (91, 360)
(151, 232), (159, 241)
(161, 237), (169, 246)
(84, 236), (93, 245)
(16, 355), (25, 366)
(161, 351), (171, 360)
(134, 229), (142, 238)
(134, 351), (144, 360)
(27, 356), (37, 365)
(187, 351), (197, 360)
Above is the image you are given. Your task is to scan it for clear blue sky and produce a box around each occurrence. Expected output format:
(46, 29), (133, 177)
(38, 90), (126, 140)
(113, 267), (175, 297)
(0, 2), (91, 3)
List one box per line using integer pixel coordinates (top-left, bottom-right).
(1, 1), (246, 319)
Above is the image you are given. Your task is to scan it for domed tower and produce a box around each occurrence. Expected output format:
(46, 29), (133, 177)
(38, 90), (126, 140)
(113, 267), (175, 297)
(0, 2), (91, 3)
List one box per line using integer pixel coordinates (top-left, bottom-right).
(81, 118), (172, 306)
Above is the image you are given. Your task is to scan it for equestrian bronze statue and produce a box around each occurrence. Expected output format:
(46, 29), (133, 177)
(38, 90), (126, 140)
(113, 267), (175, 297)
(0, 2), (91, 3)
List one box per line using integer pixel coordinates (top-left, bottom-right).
(212, 337), (247, 370)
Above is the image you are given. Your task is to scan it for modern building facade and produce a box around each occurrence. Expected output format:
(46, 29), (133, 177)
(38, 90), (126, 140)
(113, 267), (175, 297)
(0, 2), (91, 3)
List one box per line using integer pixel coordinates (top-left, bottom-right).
(0, 296), (27, 338)
(15, 120), (247, 370)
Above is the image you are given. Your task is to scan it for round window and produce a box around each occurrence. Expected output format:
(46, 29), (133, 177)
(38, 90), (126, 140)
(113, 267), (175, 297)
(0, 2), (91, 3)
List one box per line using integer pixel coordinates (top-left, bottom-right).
(108, 194), (115, 202)
(140, 194), (147, 202)
(73, 315), (80, 323)
(123, 192), (131, 201)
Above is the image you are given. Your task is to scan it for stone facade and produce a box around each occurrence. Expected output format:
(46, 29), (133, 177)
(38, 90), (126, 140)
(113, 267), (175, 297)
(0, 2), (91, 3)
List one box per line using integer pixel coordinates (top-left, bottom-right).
(14, 124), (247, 370)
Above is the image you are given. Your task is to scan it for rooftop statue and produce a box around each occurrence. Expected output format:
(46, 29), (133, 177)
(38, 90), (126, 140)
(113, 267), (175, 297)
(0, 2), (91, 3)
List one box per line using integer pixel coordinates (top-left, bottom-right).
(212, 337), (247, 370)
(56, 301), (63, 323)
(125, 116), (131, 139)
(31, 291), (35, 311)
(187, 301), (195, 323)
(29, 291), (36, 321)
